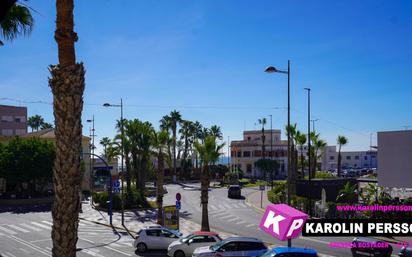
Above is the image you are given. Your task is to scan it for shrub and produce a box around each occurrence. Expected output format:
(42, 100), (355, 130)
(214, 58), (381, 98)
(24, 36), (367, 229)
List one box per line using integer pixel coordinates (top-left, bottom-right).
(92, 187), (147, 210)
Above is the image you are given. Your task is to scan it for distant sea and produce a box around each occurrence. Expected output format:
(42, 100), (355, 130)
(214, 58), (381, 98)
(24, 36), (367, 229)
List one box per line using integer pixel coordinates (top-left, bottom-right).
(218, 156), (230, 165)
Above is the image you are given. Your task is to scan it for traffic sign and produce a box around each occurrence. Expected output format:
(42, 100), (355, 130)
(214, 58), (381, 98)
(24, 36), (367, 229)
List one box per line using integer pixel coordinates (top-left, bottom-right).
(259, 185), (265, 191)
(176, 192), (181, 201)
(176, 200), (181, 210)
(113, 180), (120, 188)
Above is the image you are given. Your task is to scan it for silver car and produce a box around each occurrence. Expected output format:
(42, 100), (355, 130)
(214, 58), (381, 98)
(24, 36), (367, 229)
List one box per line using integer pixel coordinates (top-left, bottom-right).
(192, 237), (267, 257)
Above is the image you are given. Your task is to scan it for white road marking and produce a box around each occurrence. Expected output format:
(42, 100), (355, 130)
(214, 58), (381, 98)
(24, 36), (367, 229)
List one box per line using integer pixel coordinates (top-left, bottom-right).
(210, 205), (218, 211)
(6, 252), (17, 257)
(104, 245), (132, 256)
(82, 249), (105, 257)
(41, 221), (53, 226)
(20, 223), (42, 232)
(0, 226), (17, 235)
(30, 238), (51, 243)
(235, 220), (247, 225)
(8, 225), (30, 233)
(217, 214), (233, 220)
(227, 217), (240, 222)
(1, 253), (10, 257)
(19, 248), (30, 254)
(246, 223), (256, 227)
(223, 204), (232, 209)
(6, 235), (50, 256)
(300, 236), (329, 245)
(31, 222), (51, 230)
(79, 237), (95, 244)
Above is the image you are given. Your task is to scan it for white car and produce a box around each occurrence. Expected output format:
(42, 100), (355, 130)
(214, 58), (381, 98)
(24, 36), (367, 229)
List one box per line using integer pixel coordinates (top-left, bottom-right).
(192, 237), (267, 257)
(133, 226), (183, 253)
(167, 231), (222, 257)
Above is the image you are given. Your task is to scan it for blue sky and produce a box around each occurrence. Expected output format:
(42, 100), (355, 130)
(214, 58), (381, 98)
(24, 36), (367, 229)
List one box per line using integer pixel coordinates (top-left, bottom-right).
(1, 0), (412, 156)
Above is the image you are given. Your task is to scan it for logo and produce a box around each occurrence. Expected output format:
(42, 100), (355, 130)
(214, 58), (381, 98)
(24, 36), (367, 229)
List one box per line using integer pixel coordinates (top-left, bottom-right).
(259, 203), (308, 241)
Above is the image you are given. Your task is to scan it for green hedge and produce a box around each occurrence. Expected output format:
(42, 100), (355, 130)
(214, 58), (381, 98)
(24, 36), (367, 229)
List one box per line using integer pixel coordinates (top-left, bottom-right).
(92, 188), (147, 210)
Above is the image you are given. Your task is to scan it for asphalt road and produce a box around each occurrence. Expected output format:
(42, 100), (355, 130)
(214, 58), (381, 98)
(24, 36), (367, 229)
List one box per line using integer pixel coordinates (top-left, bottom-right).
(163, 183), (402, 257)
(0, 204), (136, 257)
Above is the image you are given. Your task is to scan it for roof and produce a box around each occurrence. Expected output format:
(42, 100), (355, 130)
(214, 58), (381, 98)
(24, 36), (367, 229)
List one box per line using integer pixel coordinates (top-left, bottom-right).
(20, 128), (90, 140)
(272, 247), (317, 254)
(224, 237), (263, 243)
(193, 231), (218, 236)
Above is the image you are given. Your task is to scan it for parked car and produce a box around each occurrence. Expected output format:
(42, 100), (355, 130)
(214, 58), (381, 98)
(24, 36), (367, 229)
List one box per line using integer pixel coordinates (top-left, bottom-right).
(351, 237), (393, 257)
(228, 185), (241, 198)
(260, 247), (318, 257)
(399, 246), (412, 257)
(192, 237), (267, 257)
(167, 231), (222, 257)
(133, 226), (183, 253)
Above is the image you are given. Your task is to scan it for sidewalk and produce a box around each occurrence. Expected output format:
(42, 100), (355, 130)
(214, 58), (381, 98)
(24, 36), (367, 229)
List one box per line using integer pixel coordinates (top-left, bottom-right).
(245, 190), (412, 244)
(79, 201), (232, 238)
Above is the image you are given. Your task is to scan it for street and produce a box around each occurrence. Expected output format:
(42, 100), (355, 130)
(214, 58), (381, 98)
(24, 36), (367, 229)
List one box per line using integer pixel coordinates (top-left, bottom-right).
(0, 184), (402, 257)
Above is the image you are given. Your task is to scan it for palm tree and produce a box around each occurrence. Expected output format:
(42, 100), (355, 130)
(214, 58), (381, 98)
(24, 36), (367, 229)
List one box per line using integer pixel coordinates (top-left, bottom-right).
(179, 120), (194, 179)
(337, 135), (348, 177)
(99, 137), (111, 159)
(295, 131), (306, 179)
(0, 0), (34, 46)
(160, 110), (182, 183)
(27, 115), (44, 132)
(195, 135), (225, 231)
(116, 119), (132, 196)
(49, 0), (85, 256)
(192, 121), (203, 170)
(209, 125), (223, 140)
(286, 124), (297, 194)
(40, 122), (54, 130)
(336, 182), (357, 204)
(258, 118), (267, 178)
(151, 130), (169, 225)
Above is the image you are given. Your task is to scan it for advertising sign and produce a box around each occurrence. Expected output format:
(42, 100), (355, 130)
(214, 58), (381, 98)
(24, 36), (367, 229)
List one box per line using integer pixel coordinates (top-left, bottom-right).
(163, 205), (179, 230)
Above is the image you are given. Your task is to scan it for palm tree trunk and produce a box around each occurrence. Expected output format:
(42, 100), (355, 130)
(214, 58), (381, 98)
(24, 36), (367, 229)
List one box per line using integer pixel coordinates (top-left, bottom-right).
(50, 1), (83, 256)
(140, 157), (147, 191)
(300, 146), (304, 179)
(200, 164), (210, 231)
(337, 148), (342, 177)
(173, 127), (177, 183)
(157, 152), (164, 225)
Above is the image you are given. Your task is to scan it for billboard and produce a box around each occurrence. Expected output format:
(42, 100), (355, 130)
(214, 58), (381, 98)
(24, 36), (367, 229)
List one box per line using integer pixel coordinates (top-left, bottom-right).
(378, 130), (412, 188)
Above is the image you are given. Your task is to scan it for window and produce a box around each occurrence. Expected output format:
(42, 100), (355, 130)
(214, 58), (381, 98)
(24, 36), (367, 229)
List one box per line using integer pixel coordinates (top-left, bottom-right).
(160, 229), (174, 237)
(346, 156), (351, 160)
(364, 156), (368, 160)
(355, 156), (359, 160)
(15, 116), (26, 122)
(237, 152), (241, 157)
(204, 236), (217, 242)
(254, 150), (262, 157)
(247, 164), (252, 173)
(243, 151), (251, 157)
(231, 151), (235, 157)
(145, 229), (160, 237)
(220, 242), (238, 251)
(1, 129), (13, 136)
(15, 129), (26, 135)
(247, 136), (251, 140)
(191, 235), (207, 243)
(329, 156), (335, 160)
(238, 242), (267, 251)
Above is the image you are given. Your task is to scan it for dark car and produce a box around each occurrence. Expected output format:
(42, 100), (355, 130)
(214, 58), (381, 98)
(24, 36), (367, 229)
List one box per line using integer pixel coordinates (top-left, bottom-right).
(228, 185), (241, 198)
(399, 246), (412, 257)
(351, 237), (393, 257)
(260, 247), (318, 257)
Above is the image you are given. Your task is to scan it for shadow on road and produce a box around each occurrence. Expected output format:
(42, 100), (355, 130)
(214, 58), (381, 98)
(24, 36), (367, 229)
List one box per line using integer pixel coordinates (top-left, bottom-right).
(134, 249), (167, 257)
(0, 203), (52, 214)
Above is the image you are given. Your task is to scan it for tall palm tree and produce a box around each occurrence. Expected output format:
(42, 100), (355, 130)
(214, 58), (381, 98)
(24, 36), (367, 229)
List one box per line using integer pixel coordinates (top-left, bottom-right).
(160, 111), (182, 182)
(258, 118), (267, 178)
(309, 132), (327, 178)
(99, 137), (111, 159)
(28, 115), (44, 132)
(151, 130), (169, 225)
(116, 119), (132, 195)
(192, 121), (203, 170)
(179, 120), (194, 179)
(209, 125), (223, 140)
(0, 0), (33, 46)
(295, 131), (306, 179)
(337, 135), (348, 177)
(49, 0), (85, 256)
(40, 122), (54, 130)
(194, 135), (225, 231)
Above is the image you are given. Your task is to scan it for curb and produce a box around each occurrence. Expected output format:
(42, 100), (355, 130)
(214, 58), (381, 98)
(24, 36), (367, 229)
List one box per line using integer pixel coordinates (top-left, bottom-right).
(244, 191), (265, 214)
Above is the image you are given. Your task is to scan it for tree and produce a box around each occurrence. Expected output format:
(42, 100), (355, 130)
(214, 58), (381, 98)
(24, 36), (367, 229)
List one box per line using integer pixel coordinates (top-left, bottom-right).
(49, 0), (85, 255)
(336, 182), (357, 204)
(99, 137), (111, 159)
(258, 118), (267, 178)
(27, 115), (44, 132)
(160, 110), (182, 183)
(309, 132), (327, 178)
(0, 0), (34, 46)
(151, 130), (169, 225)
(209, 125), (223, 140)
(254, 159), (279, 181)
(337, 135), (348, 177)
(194, 135), (225, 231)
(40, 122), (54, 130)
(286, 124), (297, 194)
(295, 131), (306, 179)
(179, 120), (194, 179)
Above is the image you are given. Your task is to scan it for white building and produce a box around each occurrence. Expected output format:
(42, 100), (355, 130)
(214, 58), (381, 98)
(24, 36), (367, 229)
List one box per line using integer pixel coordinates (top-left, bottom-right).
(230, 130), (288, 178)
(321, 146), (377, 171)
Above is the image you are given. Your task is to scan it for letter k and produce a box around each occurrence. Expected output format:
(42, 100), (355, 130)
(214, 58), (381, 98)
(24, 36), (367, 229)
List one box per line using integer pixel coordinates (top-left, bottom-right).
(263, 210), (285, 235)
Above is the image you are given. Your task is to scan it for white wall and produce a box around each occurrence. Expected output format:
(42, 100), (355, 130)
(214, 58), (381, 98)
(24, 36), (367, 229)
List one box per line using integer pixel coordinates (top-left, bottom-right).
(378, 130), (412, 188)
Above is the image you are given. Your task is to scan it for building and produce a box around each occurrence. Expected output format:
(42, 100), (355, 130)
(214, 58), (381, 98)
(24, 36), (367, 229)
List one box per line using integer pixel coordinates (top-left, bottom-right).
(230, 130), (288, 178)
(19, 128), (92, 191)
(321, 146), (377, 171)
(377, 130), (412, 188)
(0, 105), (27, 137)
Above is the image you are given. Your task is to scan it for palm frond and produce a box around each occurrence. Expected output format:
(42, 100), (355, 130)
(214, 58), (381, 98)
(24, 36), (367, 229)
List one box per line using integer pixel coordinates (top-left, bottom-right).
(1, 3), (33, 41)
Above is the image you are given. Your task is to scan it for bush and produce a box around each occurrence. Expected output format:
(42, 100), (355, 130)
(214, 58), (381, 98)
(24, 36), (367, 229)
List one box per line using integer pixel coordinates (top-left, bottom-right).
(92, 188), (147, 210)
(267, 182), (286, 204)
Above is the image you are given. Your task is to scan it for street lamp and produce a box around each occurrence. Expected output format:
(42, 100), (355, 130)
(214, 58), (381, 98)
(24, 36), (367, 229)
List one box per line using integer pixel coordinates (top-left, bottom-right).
(304, 88), (312, 216)
(311, 119), (319, 133)
(103, 98), (125, 226)
(86, 116), (96, 203)
(265, 60), (292, 247)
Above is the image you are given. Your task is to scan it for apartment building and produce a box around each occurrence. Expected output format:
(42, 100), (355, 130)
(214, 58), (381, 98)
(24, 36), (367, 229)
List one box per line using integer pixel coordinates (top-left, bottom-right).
(321, 145), (377, 171)
(230, 130), (288, 178)
(0, 105), (27, 136)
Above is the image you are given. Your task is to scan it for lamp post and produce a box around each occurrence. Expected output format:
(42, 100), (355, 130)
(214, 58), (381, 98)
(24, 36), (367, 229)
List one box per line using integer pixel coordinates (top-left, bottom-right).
(311, 119), (319, 133)
(304, 88), (312, 216)
(103, 98), (125, 225)
(265, 60), (292, 247)
(86, 116), (95, 200)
